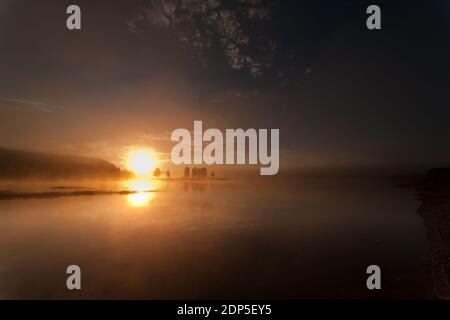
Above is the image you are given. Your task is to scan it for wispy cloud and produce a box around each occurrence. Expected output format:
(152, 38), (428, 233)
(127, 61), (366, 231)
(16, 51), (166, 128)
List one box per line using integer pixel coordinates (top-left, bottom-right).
(128, 0), (277, 78)
(3, 98), (53, 113)
(304, 67), (313, 75)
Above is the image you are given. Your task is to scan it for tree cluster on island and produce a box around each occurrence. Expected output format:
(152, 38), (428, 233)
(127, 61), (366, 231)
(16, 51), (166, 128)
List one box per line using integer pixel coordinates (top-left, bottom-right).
(150, 167), (216, 179)
(184, 167), (214, 179)
(152, 168), (171, 178)
(153, 167), (215, 179)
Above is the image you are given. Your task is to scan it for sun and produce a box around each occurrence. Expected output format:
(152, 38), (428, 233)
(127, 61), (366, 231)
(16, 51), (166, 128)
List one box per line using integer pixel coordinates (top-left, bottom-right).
(126, 148), (158, 178)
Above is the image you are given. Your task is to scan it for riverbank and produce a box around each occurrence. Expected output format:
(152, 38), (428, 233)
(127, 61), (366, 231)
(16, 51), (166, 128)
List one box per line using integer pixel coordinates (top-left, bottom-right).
(410, 168), (450, 299)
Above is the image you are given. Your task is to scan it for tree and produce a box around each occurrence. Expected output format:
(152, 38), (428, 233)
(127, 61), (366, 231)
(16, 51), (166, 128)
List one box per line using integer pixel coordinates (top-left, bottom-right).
(166, 170), (171, 178)
(211, 171), (215, 178)
(153, 167), (162, 177)
(184, 167), (190, 178)
(199, 168), (207, 177)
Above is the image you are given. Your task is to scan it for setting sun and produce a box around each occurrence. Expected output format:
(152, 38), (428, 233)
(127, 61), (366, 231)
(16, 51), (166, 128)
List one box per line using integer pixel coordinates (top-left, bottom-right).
(126, 149), (158, 178)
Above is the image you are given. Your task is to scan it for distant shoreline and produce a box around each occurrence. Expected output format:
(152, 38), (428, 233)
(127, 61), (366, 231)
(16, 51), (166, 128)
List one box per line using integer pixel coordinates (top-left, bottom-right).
(0, 189), (158, 200)
(0, 178), (229, 200)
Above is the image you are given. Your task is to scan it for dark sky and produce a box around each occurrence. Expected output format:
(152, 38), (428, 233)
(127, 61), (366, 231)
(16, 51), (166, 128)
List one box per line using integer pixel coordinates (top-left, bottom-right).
(0, 0), (449, 169)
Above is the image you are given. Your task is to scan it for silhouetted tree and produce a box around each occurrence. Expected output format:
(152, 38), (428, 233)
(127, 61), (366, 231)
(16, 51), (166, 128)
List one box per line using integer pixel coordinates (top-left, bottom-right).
(184, 167), (190, 178)
(199, 168), (207, 177)
(211, 171), (215, 178)
(192, 167), (198, 177)
(153, 167), (162, 177)
(166, 170), (171, 178)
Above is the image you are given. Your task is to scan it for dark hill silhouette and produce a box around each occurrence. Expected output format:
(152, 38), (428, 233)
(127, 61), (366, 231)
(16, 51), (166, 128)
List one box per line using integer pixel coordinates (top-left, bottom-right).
(0, 147), (131, 180)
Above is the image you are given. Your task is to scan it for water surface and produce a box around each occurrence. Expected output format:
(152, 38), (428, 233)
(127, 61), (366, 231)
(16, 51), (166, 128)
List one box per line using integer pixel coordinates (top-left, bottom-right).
(0, 178), (430, 299)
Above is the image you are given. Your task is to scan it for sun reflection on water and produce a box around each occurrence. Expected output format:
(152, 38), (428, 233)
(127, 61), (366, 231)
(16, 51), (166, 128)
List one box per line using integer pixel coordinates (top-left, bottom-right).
(124, 180), (157, 208)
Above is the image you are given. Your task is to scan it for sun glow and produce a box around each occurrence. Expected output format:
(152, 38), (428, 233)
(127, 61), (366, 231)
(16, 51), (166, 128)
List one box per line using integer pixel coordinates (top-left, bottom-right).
(126, 148), (158, 178)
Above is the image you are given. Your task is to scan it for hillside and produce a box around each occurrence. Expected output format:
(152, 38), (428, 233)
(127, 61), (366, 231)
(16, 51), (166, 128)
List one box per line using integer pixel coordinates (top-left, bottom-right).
(0, 147), (131, 180)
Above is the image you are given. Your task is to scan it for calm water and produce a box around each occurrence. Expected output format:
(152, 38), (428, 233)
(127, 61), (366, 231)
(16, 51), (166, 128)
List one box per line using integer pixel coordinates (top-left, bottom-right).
(0, 178), (431, 299)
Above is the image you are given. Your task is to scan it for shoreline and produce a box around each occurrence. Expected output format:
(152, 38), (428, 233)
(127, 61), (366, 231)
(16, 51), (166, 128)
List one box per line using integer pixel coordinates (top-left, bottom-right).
(409, 168), (450, 299)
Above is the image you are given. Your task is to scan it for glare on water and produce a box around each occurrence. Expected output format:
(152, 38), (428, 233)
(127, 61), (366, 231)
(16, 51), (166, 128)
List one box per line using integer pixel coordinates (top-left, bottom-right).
(124, 179), (158, 207)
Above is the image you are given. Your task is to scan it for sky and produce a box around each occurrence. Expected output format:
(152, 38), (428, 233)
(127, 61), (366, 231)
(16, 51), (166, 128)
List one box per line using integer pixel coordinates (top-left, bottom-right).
(0, 0), (449, 171)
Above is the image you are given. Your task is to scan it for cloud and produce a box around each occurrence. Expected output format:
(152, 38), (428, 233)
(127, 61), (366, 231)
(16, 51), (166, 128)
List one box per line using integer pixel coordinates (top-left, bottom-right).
(248, 7), (271, 20)
(304, 67), (313, 75)
(137, 132), (173, 142)
(128, 0), (277, 78)
(3, 98), (53, 113)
